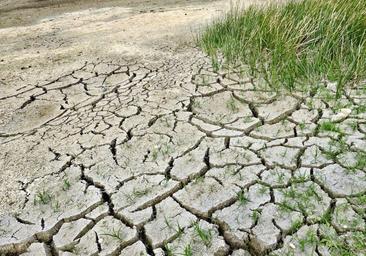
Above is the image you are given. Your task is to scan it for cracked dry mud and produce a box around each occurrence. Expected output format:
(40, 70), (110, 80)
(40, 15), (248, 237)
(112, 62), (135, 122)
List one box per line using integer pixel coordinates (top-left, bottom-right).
(0, 1), (366, 256)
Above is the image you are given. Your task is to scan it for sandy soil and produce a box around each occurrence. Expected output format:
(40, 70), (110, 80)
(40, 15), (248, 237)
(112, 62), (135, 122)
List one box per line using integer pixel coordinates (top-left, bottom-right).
(0, 0), (220, 28)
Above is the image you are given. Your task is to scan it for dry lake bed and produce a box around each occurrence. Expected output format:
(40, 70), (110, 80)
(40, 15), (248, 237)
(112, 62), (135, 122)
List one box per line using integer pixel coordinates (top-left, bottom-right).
(0, 0), (365, 255)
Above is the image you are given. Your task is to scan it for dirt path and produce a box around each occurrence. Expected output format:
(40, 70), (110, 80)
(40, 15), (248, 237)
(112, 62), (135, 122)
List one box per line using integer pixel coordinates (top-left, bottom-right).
(0, 0), (220, 28)
(0, 1), (365, 255)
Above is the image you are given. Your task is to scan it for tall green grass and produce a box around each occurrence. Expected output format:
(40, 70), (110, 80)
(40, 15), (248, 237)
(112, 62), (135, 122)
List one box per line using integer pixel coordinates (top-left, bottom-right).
(200, 0), (366, 96)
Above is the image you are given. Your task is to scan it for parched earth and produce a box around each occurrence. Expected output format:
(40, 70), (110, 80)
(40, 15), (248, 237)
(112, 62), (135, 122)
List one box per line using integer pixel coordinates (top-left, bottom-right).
(0, 1), (365, 256)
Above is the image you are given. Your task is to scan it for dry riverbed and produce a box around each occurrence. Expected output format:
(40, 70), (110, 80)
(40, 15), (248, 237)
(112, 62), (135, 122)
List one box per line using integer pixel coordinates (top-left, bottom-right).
(0, 0), (365, 255)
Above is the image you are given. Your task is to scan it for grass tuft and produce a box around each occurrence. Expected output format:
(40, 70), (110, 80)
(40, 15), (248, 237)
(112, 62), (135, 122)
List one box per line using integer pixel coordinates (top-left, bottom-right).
(193, 223), (212, 247)
(200, 0), (366, 95)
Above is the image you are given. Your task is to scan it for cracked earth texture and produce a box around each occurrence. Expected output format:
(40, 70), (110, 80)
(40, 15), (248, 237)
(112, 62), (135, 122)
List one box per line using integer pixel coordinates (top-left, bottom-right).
(0, 1), (365, 256)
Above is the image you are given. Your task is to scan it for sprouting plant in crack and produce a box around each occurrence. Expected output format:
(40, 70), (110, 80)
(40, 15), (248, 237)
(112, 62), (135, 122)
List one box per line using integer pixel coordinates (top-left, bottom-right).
(297, 230), (318, 252)
(151, 143), (173, 161)
(283, 185), (297, 199)
(258, 185), (268, 195)
(333, 100), (351, 113)
(211, 57), (220, 72)
(193, 175), (205, 184)
(237, 191), (249, 206)
(193, 223), (212, 247)
(164, 244), (175, 256)
(290, 172), (308, 183)
(100, 227), (125, 241)
(250, 209), (260, 223)
(278, 200), (295, 213)
(175, 223), (184, 239)
(164, 215), (173, 230)
(226, 96), (239, 113)
(183, 244), (193, 256)
(275, 171), (286, 184)
(355, 104), (366, 114)
(349, 231), (366, 254)
(322, 137), (348, 161)
(161, 142), (173, 157)
(321, 89), (336, 104)
(305, 184), (321, 202)
(125, 187), (151, 203)
(288, 219), (303, 234)
(291, 197), (309, 214)
(319, 121), (342, 134)
(319, 210), (333, 225)
(354, 194), (366, 206)
(132, 187), (150, 198)
(298, 122), (306, 131)
(351, 151), (366, 171)
(63, 179), (71, 191)
(52, 200), (61, 213)
(285, 184), (322, 215)
(280, 118), (287, 126)
(34, 190), (52, 205)
(306, 99), (314, 109)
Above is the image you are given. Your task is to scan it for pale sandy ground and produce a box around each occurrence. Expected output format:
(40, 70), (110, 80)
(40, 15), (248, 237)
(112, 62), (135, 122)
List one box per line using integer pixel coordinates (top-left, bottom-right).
(0, 0), (221, 28)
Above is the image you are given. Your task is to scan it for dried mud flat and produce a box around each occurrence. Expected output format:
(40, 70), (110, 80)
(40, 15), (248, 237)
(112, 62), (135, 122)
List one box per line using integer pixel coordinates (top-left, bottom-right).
(0, 0), (365, 255)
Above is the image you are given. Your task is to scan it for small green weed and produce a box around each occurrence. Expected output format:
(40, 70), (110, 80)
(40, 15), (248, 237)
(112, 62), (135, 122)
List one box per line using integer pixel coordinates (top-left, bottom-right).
(237, 190), (249, 206)
(34, 190), (52, 205)
(319, 121), (342, 133)
(226, 96), (239, 113)
(183, 244), (193, 256)
(193, 223), (212, 247)
(100, 227), (125, 241)
(63, 179), (71, 191)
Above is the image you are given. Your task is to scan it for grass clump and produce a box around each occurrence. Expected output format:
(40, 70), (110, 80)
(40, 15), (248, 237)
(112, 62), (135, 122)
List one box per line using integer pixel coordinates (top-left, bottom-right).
(200, 0), (366, 96)
(319, 121), (342, 133)
(193, 223), (212, 247)
(34, 190), (52, 205)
